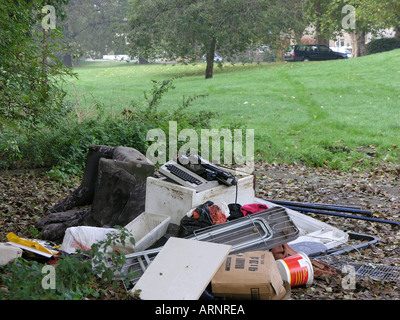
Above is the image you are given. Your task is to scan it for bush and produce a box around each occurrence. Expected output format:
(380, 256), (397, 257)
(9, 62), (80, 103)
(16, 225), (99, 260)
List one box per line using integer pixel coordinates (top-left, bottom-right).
(366, 38), (400, 55)
(13, 117), (148, 175)
(0, 78), (218, 178)
(0, 227), (135, 300)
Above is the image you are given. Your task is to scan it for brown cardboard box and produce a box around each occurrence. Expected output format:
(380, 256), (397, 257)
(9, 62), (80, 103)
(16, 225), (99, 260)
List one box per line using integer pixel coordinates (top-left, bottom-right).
(211, 251), (290, 300)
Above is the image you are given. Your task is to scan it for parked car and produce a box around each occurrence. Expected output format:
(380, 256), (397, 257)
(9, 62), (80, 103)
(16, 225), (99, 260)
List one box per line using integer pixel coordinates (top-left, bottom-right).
(284, 45), (348, 62)
(202, 53), (223, 63)
(330, 47), (352, 58)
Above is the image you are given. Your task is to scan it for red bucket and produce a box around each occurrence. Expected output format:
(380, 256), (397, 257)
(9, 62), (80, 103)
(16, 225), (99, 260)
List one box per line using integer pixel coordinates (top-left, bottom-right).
(276, 252), (314, 287)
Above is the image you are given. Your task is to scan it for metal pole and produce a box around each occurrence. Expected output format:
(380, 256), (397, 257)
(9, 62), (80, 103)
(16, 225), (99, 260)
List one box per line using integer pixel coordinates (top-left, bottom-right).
(264, 199), (372, 216)
(281, 205), (400, 226)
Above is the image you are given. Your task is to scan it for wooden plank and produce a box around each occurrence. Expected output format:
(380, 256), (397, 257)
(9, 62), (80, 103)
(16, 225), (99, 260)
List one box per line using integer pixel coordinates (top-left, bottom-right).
(131, 237), (232, 300)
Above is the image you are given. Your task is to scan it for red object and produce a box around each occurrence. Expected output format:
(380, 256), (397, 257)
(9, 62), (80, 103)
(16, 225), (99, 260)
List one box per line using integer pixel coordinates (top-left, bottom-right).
(208, 205), (227, 224)
(192, 203), (227, 224)
(278, 254), (313, 287)
(48, 252), (63, 265)
(240, 203), (268, 216)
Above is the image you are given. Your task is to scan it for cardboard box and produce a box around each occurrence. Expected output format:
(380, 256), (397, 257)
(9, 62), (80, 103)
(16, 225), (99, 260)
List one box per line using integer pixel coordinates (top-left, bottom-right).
(211, 251), (290, 300)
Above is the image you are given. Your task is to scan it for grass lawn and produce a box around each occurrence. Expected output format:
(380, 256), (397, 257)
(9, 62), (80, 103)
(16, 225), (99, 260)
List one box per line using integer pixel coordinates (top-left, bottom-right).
(64, 50), (400, 170)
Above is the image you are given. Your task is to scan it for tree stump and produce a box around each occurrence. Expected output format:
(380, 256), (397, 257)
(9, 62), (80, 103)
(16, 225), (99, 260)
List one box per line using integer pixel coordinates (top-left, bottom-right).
(36, 145), (155, 242)
(49, 145), (114, 213)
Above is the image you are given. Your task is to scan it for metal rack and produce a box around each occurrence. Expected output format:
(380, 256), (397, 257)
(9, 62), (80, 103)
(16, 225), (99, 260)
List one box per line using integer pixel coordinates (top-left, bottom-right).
(316, 254), (400, 282)
(190, 214), (274, 253)
(189, 206), (299, 253)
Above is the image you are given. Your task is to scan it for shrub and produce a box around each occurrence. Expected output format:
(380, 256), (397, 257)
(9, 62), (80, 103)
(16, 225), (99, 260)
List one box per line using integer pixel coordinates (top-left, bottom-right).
(0, 78), (218, 178)
(366, 38), (400, 55)
(0, 227), (135, 300)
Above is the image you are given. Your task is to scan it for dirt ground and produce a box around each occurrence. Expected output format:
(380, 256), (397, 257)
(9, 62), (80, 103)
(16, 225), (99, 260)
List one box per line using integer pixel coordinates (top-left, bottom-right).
(1, 162), (399, 300)
(253, 162), (400, 300)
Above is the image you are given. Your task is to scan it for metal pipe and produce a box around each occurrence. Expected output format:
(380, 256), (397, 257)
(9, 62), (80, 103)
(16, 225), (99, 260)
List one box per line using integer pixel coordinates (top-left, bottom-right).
(264, 199), (372, 216)
(326, 232), (384, 256)
(281, 205), (400, 225)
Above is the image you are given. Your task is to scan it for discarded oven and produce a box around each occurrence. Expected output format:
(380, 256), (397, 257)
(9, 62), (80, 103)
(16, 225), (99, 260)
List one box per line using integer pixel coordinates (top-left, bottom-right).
(121, 206), (299, 288)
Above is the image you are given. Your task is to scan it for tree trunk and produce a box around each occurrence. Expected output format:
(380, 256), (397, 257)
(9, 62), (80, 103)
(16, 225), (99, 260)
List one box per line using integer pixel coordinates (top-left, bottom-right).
(41, 29), (49, 89)
(205, 38), (216, 79)
(139, 57), (149, 64)
(394, 25), (400, 40)
(350, 30), (366, 58)
(313, 0), (329, 47)
(48, 145), (114, 213)
(315, 21), (329, 46)
(295, 27), (306, 44)
(63, 53), (73, 67)
(316, 34), (329, 46)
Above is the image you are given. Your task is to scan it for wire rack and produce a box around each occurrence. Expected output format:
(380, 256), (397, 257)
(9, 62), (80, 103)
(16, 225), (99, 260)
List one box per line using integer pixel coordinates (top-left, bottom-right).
(189, 211), (274, 253)
(356, 264), (400, 282)
(188, 206), (299, 253)
(316, 255), (400, 282)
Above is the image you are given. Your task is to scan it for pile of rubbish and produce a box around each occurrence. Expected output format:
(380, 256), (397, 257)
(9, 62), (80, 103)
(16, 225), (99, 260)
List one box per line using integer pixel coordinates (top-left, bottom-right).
(1, 147), (399, 300)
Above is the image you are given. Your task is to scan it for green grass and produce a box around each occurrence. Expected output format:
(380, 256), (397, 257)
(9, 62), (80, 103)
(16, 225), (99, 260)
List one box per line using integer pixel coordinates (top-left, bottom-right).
(64, 50), (400, 170)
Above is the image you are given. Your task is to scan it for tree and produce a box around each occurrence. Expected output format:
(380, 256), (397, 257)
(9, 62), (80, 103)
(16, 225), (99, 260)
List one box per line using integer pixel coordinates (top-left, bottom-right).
(282, 0), (311, 43)
(128, 0), (295, 79)
(302, 0), (357, 47)
(0, 0), (72, 130)
(305, 0), (331, 46)
(58, 0), (130, 66)
(356, 0), (400, 40)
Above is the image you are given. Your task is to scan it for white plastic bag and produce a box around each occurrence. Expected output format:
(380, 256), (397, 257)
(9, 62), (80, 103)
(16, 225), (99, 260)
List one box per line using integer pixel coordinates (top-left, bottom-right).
(0, 243), (23, 266)
(61, 226), (134, 254)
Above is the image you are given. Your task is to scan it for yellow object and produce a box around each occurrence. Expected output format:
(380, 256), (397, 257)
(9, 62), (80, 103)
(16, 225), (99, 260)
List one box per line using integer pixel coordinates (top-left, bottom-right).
(6, 232), (58, 257)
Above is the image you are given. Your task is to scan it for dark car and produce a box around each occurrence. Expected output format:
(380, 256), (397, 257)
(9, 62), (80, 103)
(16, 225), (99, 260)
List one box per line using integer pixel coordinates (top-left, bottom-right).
(284, 45), (348, 62)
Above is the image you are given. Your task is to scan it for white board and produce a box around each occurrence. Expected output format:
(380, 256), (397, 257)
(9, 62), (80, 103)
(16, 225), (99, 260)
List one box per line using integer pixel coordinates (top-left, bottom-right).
(131, 237), (232, 300)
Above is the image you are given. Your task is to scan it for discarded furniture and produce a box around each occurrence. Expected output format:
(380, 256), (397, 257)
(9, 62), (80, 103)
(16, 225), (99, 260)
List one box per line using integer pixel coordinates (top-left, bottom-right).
(36, 146), (155, 241)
